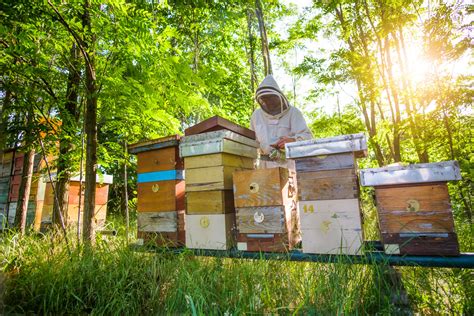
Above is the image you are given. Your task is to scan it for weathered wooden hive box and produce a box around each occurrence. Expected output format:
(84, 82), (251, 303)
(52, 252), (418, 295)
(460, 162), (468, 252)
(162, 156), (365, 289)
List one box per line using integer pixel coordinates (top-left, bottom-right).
(360, 161), (461, 256)
(129, 135), (185, 247)
(181, 117), (257, 250)
(41, 174), (113, 229)
(286, 133), (367, 255)
(233, 167), (299, 252)
(1, 150), (46, 230)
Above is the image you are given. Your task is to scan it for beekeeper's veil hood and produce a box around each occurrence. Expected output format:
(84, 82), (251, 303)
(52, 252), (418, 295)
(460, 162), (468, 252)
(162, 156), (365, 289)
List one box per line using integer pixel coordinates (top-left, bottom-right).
(255, 75), (290, 119)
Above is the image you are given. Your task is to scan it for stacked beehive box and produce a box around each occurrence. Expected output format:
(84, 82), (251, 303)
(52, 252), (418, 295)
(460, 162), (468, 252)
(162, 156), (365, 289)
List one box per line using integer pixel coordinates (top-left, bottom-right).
(286, 133), (367, 255)
(181, 117), (257, 250)
(40, 173), (113, 229)
(0, 150), (46, 229)
(128, 135), (185, 247)
(233, 167), (299, 252)
(360, 161), (461, 256)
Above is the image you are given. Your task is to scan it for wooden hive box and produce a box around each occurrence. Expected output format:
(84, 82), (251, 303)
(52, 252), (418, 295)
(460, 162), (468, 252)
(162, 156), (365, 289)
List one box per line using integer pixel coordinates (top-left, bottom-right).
(41, 173), (112, 228)
(184, 115), (256, 140)
(185, 213), (235, 250)
(129, 135), (185, 247)
(360, 161), (461, 256)
(286, 134), (367, 255)
(233, 168), (299, 252)
(181, 131), (256, 214)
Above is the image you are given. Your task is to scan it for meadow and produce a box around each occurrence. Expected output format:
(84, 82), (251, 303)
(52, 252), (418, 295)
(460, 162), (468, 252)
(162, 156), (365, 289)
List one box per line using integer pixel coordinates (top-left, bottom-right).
(1, 214), (472, 315)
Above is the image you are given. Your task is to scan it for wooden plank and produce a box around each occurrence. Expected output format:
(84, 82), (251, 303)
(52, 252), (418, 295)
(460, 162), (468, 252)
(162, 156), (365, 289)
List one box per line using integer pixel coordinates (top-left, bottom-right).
(298, 199), (362, 231)
(184, 153), (254, 169)
(301, 228), (363, 255)
(186, 166), (249, 192)
(185, 213), (235, 250)
(295, 152), (355, 173)
(236, 206), (285, 234)
(180, 139), (258, 159)
(137, 211), (177, 232)
(375, 184), (450, 212)
(297, 171), (358, 201)
(186, 190), (235, 214)
(137, 180), (184, 212)
(382, 232), (459, 256)
(184, 115), (256, 139)
(378, 211), (455, 234)
(137, 147), (183, 173)
(236, 233), (293, 252)
(128, 135), (180, 154)
(233, 168), (291, 208)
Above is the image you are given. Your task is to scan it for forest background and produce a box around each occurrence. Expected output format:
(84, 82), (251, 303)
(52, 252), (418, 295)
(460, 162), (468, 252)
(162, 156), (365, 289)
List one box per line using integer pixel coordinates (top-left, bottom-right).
(0, 0), (472, 314)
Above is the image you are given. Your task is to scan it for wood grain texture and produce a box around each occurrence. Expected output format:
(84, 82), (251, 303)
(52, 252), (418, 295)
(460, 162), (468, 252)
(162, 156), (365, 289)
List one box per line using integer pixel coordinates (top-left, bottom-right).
(138, 211), (177, 232)
(184, 153), (254, 169)
(381, 232), (459, 256)
(298, 199), (362, 231)
(295, 152), (355, 173)
(301, 228), (363, 255)
(236, 206), (285, 233)
(184, 115), (256, 139)
(236, 233), (293, 252)
(375, 183), (456, 235)
(137, 180), (185, 212)
(297, 169), (358, 201)
(185, 213), (235, 250)
(186, 190), (235, 214)
(233, 168), (292, 208)
(186, 166), (249, 192)
(137, 147), (183, 173)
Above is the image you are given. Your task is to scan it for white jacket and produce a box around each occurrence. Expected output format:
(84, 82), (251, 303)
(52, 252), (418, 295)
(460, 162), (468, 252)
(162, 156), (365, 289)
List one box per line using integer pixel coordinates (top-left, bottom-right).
(250, 106), (313, 169)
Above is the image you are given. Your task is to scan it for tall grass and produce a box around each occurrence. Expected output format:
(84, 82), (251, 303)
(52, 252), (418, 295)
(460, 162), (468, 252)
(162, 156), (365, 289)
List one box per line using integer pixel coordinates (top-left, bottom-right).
(1, 225), (472, 315)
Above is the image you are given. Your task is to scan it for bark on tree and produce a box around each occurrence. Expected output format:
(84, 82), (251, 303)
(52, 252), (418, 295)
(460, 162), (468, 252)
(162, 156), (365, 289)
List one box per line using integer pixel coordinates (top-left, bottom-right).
(54, 43), (81, 226)
(82, 0), (98, 244)
(246, 8), (258, 97)
(255, 0), (272, 76)
(14, 147), (35, 234)
(123, 141), (129, 243)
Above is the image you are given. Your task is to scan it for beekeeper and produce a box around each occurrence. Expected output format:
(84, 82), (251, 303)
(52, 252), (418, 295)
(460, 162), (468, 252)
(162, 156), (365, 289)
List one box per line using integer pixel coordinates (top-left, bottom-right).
(250, 75), (313, 169)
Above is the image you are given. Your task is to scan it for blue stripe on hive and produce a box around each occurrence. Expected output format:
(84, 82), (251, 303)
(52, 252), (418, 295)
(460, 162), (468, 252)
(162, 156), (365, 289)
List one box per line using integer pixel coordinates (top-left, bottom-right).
(137, 170), (184, 183)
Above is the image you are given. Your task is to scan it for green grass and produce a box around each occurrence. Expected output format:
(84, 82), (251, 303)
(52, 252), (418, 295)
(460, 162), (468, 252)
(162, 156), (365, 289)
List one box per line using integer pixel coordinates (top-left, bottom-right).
(0, 213), (472, 315)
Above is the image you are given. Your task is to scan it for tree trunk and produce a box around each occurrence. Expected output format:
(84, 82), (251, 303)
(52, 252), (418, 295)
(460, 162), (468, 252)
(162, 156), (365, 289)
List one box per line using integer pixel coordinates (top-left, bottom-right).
(255, 0), (272, 76)
(14, 147), (35, 234)
(246, 8), (258, 98)
(82, 0), (98, 244)
(123, 141), (129, 243)
(54, 44), (81, 226)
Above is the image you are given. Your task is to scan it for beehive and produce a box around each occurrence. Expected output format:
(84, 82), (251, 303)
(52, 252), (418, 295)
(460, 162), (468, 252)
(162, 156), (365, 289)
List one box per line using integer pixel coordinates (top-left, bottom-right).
(41, 173), (113, 229)
(180, 125), (257, 250)
(129, 135), (185, 247)
(360, 161), (461, 256)
(233, 167), (299, 252)
(1, 150), (46, 230)
(286, 133), (367, 255)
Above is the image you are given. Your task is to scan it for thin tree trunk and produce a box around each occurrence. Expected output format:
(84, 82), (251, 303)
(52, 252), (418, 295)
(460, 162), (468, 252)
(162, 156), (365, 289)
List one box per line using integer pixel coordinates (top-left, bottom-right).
(255, 0), (272, 75)
(54, 44), (82, 226)
(123, 141), (129, 243)
(14, 147), (35, 234)
(0, 89), (13, 149)
(82, 0), (98, 244)
(246, 8), (257, 98)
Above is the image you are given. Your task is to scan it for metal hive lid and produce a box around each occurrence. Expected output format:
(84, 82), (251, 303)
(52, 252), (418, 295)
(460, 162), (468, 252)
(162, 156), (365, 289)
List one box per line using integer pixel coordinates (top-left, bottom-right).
(285, 133), (367, 159)
(181, 130), (259, 148)
(359, 160), (461, 186)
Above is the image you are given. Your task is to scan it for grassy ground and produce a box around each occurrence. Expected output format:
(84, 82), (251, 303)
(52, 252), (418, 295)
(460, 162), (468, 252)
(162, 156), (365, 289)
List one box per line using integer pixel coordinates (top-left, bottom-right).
(0, 229), (472, 315)
(0, 210), (473, 315)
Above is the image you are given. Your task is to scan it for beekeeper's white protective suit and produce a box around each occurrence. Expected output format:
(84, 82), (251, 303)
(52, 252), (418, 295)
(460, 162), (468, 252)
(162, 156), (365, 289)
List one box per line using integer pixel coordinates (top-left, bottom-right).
(250, 75), (313, 170)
